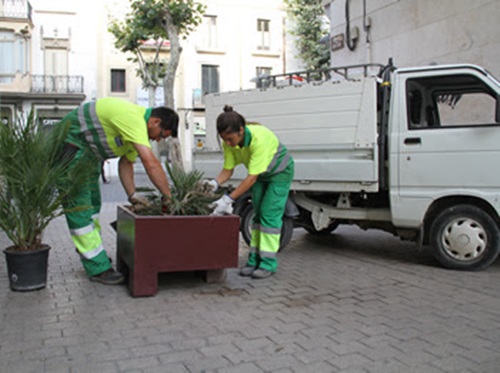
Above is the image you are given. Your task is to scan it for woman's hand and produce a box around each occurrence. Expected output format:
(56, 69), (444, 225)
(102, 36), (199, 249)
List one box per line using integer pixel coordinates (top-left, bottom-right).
(210, 195), (234, 215)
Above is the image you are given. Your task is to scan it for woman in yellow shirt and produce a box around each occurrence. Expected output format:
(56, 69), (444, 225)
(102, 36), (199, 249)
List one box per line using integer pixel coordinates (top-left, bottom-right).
(210, 106), (294, 279)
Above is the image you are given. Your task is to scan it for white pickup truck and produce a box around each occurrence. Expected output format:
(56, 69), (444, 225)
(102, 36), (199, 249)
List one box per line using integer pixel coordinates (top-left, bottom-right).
(193, 61), (500, 271)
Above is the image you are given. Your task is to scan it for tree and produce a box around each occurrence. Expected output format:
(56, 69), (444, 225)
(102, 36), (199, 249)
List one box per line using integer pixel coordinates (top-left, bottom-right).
(109, 16), (166, 107)
(109, 0), (205, 108)
(284, 0), (330, 71)
(109, 0), (205, 167)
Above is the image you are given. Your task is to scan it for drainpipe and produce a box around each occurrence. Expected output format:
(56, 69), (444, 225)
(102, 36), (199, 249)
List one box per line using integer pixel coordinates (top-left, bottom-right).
(345, 0), (358, 51)
(362, 0), (372, 63)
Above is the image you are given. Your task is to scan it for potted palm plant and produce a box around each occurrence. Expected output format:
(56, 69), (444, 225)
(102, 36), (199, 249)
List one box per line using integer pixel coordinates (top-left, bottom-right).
(0, 113), (91, 291)
(116, 164), (240, 297)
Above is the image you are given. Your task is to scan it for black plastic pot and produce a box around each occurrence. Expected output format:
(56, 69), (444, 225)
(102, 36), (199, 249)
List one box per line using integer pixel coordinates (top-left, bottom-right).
(3, 245), (50, 291)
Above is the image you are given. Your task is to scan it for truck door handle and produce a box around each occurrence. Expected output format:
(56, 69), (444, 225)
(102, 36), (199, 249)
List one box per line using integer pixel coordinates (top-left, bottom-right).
(404, 137), (421, 145)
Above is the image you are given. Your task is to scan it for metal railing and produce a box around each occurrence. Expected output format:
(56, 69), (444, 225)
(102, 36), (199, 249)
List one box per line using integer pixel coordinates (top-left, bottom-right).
(0, 0), (32, 21)
(31, 75), (84, 94)
(256, 63), (386, 88)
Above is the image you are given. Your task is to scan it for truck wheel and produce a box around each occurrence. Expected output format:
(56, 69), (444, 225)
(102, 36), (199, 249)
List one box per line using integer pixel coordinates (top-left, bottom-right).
(429, 204), (500, 271)
(304, 221), (339, 235)
(240, 204), (294, 252)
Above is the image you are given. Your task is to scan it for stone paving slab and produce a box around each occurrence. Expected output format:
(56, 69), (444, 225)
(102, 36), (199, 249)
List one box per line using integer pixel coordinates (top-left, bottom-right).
(1, 174), (500, 372)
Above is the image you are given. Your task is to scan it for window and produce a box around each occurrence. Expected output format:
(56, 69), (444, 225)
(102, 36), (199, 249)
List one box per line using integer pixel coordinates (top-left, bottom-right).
(0, 31), (29, 83)
(406, 74), (499, 129)
(257, 19), (270, 50)
(111, 69), (126, 93)
(44, 48), (68, 92)
(45, 48), (67, 76)
(200, 15), (218, 49)
(436, 93), (496, 127)
(202, 65), (219, 96)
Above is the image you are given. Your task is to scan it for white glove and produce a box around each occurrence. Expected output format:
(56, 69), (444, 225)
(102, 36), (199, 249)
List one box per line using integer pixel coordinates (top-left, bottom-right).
(203, 179), (219, 192)
(210, 194), (234, 215)
(128, 192), (150, 206)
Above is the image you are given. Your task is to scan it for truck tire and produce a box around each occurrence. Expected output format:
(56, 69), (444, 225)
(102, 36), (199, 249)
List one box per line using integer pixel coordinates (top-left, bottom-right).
(429, 204), (500, 271)
(304, 221), (339, 235)
(240, 204), (294, 252)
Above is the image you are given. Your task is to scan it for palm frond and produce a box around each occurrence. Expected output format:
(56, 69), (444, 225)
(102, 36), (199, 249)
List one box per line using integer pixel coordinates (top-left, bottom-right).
(0, 114), (93, 251)
(132, 163), (222, 216)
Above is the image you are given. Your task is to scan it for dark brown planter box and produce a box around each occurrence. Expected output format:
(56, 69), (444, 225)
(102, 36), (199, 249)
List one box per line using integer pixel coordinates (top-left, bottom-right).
(116, 205), (240, 297)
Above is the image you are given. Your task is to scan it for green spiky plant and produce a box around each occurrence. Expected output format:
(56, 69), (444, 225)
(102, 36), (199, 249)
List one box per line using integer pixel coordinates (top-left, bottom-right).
(131, 162), (222, 216)
(0, 113), (92, 251)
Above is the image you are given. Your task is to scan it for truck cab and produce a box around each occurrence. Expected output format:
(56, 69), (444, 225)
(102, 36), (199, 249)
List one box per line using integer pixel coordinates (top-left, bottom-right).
(390, 64), (500, 269)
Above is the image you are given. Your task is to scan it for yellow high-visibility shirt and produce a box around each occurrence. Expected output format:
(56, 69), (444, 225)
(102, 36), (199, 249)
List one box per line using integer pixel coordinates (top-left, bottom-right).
(96, 98), (151, 162)
(222, 124), (279, 175)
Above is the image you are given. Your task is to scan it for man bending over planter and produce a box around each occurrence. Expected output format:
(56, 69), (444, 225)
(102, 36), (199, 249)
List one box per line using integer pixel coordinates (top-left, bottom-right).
(58, 97), (179, 285)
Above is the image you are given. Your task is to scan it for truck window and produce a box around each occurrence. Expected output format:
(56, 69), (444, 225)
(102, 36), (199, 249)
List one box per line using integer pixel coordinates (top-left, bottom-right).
(406, 74), (498, 129)
(436, 92), (496, 126)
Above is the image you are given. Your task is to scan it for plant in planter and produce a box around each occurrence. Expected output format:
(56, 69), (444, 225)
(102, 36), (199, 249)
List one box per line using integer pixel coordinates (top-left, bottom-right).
(0, 113), (91, 291)
(130, 163), (223, 216)
(116, 163), (241, 297)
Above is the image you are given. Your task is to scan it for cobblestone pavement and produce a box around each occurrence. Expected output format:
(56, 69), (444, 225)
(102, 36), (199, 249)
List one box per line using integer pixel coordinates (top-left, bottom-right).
(1, 174), (500, 372)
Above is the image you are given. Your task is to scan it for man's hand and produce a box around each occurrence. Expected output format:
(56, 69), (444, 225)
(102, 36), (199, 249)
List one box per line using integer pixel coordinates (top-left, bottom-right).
(128, 192), (150, 206)
(202, 179), (219, 192)
(133, 144), (172, 197)
(161, 195), (170, 214)
(210, 194), (234, 215)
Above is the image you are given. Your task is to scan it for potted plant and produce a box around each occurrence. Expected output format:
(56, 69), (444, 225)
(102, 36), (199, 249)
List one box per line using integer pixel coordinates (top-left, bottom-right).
(0, 113), (91, 291)
(116, 164), (241, 297)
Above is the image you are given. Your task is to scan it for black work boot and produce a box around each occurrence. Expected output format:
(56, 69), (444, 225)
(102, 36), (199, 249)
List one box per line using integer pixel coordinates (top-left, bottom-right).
(90, 269), (125, 285)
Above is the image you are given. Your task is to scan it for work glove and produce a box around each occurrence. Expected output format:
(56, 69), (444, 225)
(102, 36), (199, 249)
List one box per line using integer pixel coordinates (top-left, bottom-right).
(203, 179), (219, 192)
(210, 194), (234, 216)
(128, 192), (150, 206)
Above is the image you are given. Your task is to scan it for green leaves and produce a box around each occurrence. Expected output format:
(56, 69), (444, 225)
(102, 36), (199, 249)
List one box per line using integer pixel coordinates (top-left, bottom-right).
(164, 163), (221, 216)
(108, 0), (206, 95)
(0, 115), (93, 251)
(132, 163), (221, 216)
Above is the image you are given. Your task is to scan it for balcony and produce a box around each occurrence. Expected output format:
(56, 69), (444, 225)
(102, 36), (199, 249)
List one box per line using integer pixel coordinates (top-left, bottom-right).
(31, 75), (84, 94)
(0, 0), (32, 22)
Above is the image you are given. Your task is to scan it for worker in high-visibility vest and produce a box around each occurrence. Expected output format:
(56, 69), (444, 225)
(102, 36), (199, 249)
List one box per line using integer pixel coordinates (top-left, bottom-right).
(208, 105), (294, 279)
(59, 97), (178, 285)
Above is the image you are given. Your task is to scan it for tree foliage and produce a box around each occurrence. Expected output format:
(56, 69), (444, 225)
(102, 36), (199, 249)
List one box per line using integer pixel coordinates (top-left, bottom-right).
(108, 0), (205, 107)
(284, 0), (330, 71)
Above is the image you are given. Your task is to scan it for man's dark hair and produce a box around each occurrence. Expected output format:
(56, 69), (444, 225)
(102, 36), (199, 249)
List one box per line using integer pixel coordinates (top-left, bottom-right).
(152, 107), (179, 138)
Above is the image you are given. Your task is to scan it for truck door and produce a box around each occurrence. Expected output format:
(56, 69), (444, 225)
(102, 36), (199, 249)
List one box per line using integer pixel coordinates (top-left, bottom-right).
(393, 70), (500, 228)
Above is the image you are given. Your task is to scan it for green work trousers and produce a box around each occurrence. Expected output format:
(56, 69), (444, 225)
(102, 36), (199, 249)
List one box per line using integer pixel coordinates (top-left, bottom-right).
(246, 163), (293, 272)
(61, 148), (111, 277)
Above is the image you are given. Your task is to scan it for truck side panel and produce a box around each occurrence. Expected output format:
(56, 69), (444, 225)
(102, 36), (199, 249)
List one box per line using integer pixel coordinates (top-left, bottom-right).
(194, 77), (379, 192)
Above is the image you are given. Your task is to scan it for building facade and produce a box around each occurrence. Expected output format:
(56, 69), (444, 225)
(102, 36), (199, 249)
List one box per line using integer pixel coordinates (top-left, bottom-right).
(322, 0), (500, 77)
(1, 0), (300, 171)
(0, 0), (96, 124)
(97, 0), (299, 168)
